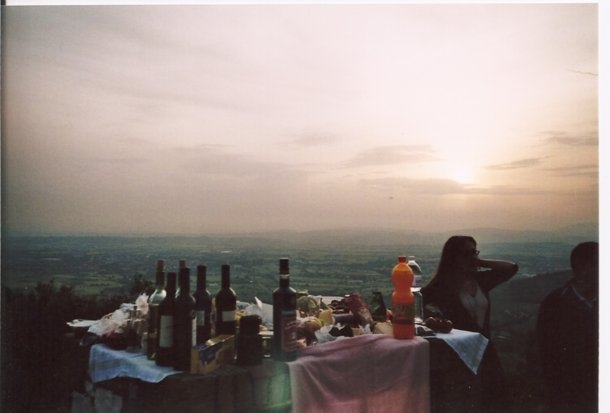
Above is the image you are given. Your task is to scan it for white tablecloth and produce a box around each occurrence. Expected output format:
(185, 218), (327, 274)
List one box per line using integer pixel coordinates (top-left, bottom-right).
(428, 329), (489, 374)
(287, 334), (430, 413)
(88, 344), (181, 384)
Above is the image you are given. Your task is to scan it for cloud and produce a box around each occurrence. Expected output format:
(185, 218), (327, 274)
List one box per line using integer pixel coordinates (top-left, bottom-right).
(547, 136), (598, 147)
(542, 164), (598, 178)
(359, 177), (468, 195)
(542, 131), (598, 147)
(466, 185), (552, 196)
(486, 158), (543, 171)
(2, 5), (599, 235)
(567, 69), (598, 77)
(171, 144), (292, 179)
(91, 157), (150, 167)
(345, 145), (438, 168)
(286, 133), (339, 148)
(358, 176), (560, 198)
(160, 144), (316, 202)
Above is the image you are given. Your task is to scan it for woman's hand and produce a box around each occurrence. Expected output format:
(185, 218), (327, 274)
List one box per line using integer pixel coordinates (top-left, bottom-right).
(476, 258), (519, 289)
(476, 258), (518, 273)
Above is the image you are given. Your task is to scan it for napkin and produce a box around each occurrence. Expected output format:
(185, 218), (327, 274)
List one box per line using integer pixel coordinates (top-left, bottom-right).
(429, 329), (488, 374)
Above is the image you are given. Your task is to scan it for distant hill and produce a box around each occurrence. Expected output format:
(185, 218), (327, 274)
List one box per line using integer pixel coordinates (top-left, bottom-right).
(241, 222), (599, 248)
(4, 222), (597, 248)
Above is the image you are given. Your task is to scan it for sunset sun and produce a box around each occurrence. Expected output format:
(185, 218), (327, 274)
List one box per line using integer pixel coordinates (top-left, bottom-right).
(442, 162), (476, 185)
(452, 169), (475, 184)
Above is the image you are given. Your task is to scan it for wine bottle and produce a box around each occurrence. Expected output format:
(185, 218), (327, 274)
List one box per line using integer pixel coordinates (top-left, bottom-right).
(175, 259), (187, 296)
(173, 266), (196, 371)
(272, 258), (297, 361)
(147, 259), (167, 359)
(156, 272), (176, 367)
(194, 264), (212, 344)
(215, 264), (237, 336)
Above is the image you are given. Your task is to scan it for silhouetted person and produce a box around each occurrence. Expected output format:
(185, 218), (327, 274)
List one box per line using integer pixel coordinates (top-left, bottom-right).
(537, 241), (598, 413)
(421, 235), (518, 412)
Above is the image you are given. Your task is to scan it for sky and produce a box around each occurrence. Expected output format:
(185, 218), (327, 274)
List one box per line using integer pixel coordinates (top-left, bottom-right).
(1, 2), (602, 236)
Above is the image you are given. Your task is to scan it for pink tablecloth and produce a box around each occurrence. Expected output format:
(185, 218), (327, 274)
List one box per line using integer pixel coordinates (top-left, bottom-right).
(287, 335), (430, 413)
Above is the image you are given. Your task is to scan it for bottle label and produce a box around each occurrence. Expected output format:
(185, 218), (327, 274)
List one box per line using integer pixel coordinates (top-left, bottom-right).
(222, 310), (235, 322)
(393, 303), (415, 325)
(148, 304), (160, 334)
(159, 315), (174, 348)
(413, 292), (424, 323)
(196, 310), (206, 326)
(280, 311), (298, 352)
(191, 318), (197, 346)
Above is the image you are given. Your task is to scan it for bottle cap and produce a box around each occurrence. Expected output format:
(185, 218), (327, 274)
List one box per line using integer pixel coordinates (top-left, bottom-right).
(279, 258), (289, 274)
(398, 256), (407, 263)
(221, 264), (230, 277)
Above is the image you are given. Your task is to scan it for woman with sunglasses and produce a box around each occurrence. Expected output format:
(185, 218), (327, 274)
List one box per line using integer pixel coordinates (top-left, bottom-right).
(421, 235), (518, 412)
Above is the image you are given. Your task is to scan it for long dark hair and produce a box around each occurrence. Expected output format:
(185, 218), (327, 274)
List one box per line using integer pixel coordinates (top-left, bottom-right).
(427, 235), (477, 290)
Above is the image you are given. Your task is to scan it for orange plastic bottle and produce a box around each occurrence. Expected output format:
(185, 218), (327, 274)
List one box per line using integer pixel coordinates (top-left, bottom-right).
(391, 256), (415, 339)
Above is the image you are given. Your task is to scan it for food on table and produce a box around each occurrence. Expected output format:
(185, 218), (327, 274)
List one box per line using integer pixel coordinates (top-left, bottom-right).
(328, 299), (350, 314)
(301, 316), (322, 332)
(296, 316), (322, 345)
(329, 323), (353, 338)
(370, 291), (388, 322)
(103, 331), (128, 350)
(344, 293), (375, 327)
(424, 317), (453, 333)
(438, 319), (453, 333)
(317, 309), (333, 326)
(297, 295), (320, 317)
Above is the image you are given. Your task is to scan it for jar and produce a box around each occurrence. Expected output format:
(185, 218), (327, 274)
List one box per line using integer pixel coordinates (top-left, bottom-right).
(236, 315), (263, 366)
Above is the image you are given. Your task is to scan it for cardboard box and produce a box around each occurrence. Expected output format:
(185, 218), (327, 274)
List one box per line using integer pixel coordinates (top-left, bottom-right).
(190, 335), (235, 374)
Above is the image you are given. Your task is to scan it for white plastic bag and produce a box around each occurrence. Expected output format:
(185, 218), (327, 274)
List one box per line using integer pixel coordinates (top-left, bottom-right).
(88, 309), (129, 337)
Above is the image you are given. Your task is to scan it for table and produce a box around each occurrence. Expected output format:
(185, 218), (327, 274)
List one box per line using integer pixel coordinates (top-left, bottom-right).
(288, 335), (430, 413)
(84, 345), (290, 413)
(79, 330), (487, 413)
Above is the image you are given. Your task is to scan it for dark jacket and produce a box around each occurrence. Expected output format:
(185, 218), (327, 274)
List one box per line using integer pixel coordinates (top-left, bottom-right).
(421, 267), (516, 412)
(537, 281), (598, 412)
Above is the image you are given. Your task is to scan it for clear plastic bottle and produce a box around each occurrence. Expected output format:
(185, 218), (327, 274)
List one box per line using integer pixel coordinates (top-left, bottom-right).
(408, 256), (424, 324)
(156, 272), (176, 367)
(408, 256), (423, 287)
(147, 259), (167, 359)
(391, 256), (415, 339)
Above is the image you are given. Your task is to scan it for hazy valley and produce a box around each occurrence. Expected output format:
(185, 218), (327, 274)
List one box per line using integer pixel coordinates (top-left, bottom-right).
(1, 226), (597, 411)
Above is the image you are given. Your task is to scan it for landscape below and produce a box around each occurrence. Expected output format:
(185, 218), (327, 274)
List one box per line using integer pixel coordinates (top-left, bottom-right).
(0, 226), (597, 411)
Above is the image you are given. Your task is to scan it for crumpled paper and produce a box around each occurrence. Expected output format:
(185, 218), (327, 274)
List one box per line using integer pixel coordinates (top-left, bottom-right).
(88, 309), (129, 337)
(135, 293), (149, 316)
(314, 325), (339, 344)
(88, 294), (149, 337)
(243, 297), (273, 330)
(314, 323), (373, 344)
